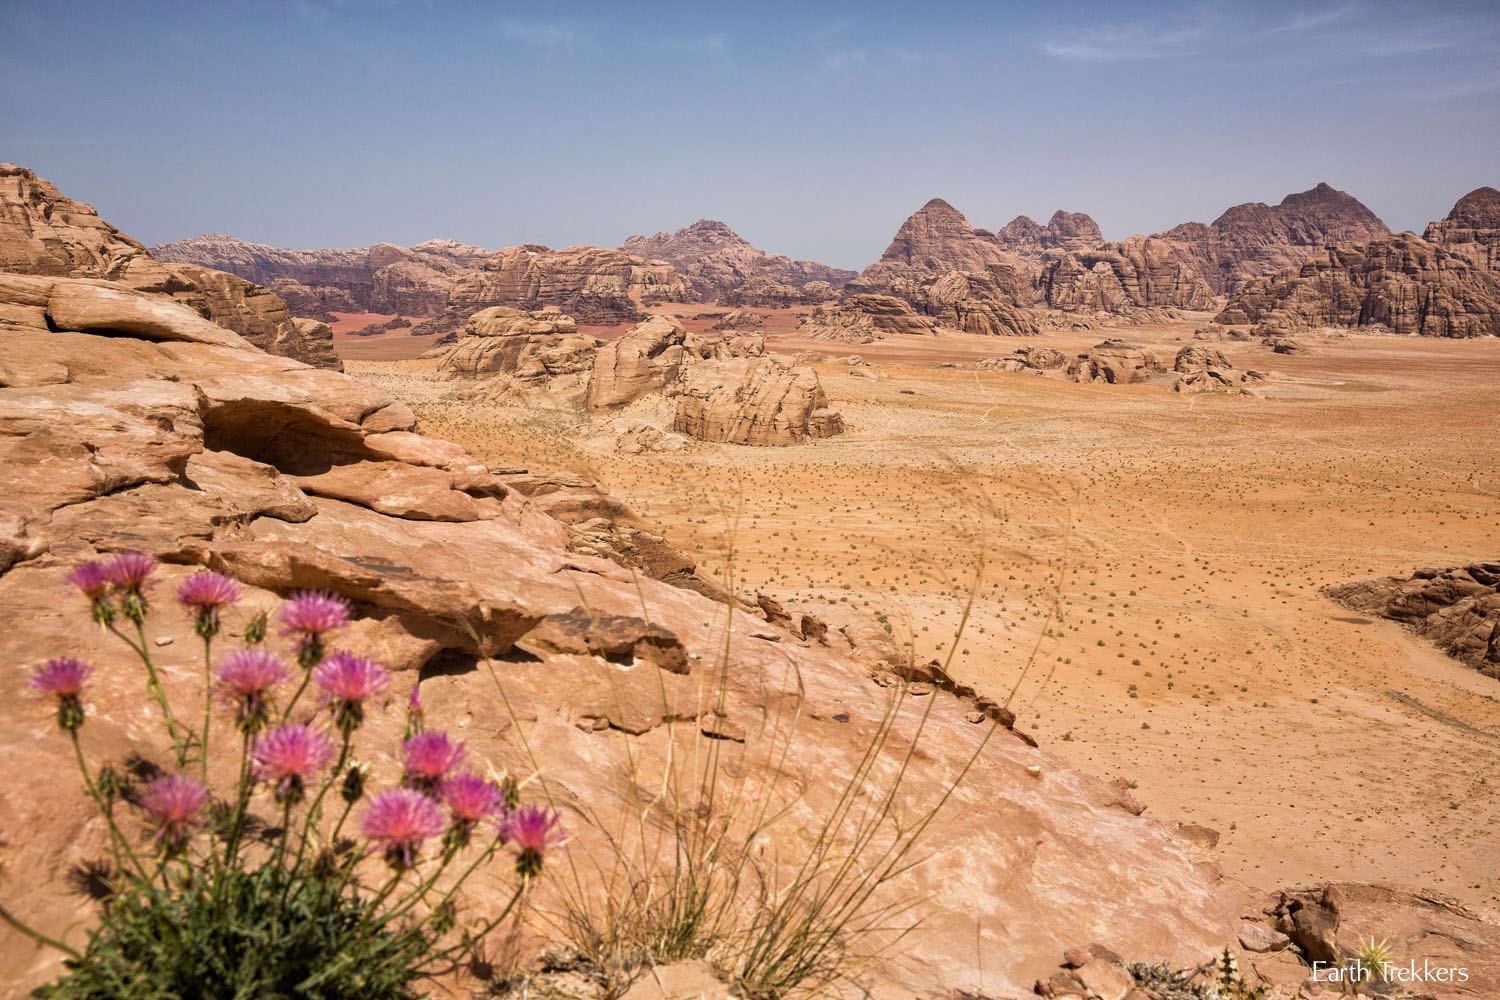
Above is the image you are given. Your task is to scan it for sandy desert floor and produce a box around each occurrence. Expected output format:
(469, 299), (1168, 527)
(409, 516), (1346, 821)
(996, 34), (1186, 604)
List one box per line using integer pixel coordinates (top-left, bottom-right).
(348, 312), (1500, 916)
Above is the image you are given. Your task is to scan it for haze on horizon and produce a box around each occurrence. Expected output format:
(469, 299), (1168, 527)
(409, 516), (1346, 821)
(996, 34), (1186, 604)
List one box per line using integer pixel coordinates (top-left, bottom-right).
(3, 0), (1497, 270)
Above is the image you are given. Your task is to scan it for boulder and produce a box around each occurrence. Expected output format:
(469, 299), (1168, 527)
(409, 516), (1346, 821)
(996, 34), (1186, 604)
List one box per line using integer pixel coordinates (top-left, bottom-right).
(671, 356), (844, 446)
(586, 314), (691, 411)
(436, 307), (598, 382)
(1328, 562), (1500, 677)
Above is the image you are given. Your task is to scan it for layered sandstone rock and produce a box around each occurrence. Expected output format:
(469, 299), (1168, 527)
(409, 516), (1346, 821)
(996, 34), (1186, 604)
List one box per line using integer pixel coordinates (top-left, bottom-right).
(895, 270), (1040, 336)
(996, 210), (1105, 256)
(1328, 562), (1500, 677)
(1216, 230), (1500, 338)
(1424, 185), (1500, 272)
(850, 198), (1035, 306)
(443, 244), (693, 328)
(1038, 236), (1216, 313)
(1160, 181), (1390, 292)
(619, 219), (854, 304)
(672, 356), (845, 446)
(584, 314), (843, 445)
(1, 164), (340, 369)
(152, 233), (495, 316)
(1069, 340), (1164, 384)
(0, 272), (1239, 995)
(1169, 343), (1269, 394)
(796, 293), (942, 341)
(436, 306), (599, 382)
(585, 314), (695, 411)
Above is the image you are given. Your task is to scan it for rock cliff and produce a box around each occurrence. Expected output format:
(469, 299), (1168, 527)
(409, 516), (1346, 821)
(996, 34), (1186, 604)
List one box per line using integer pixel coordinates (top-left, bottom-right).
(620, 219), (854, 304)
(1, 164), (340, 369)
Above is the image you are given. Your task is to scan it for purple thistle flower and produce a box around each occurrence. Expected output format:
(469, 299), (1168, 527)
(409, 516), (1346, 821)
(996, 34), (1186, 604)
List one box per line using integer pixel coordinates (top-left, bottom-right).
(401, 731), (465, 788)
(502, 803), (566, 878)
(102, 551), (156, 593)
(68, 561), (115, 625)
(277, 592), (349, 666)
(103, 551), (157, 623)
(361, 788), (446, 871)
(439, 773), (504, 848)
(139, 774), (209, 854)
(66, 561), (111, 600)
(177, 571), (241, 638)
(30, 657), (93, 699)
(252, 723), (334, 803)
(314, 652), (390, 735)
(214, 649), (291, 731)
(31, 658), (92, 731)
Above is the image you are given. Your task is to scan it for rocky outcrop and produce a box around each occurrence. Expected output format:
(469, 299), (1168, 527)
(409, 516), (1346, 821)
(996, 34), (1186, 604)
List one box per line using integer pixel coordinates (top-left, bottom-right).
(583, 314), (844, 445)
(152, 234), (495, 317)
(710, 308), (763, 331)
(1035, 182), (1388, 314)
(672, 356), (845, 446)
(0, 266), (1241, 997)
(849, 198), (1034, 306)
(1, 164), (340, 369)
(1169, 343), (1269, 394)
(436, 307), (599, 382)
(996, 210), (1105, 256)
(1216, 230), (1500, 338)
(443, 245), (693, 328)
(1069, 340), (1164, 384)
(796, 293), (942, 341)
(1424, 186), (1500, 272)
(1161, 181), (1390, 292)
(619, 219), (854, 304)
(895, 270), (1040, 336)
(1038, 236), (1216, 313)
(585, 314), (695, 411)
(1328, 562), (1500, 677)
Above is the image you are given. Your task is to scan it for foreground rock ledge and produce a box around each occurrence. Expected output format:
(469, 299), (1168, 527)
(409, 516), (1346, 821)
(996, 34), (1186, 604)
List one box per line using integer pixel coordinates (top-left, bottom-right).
(0, 273), (1237, 995)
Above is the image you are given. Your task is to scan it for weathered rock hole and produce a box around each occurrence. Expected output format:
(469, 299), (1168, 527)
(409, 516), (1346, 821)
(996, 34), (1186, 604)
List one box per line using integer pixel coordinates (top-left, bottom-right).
(200, 399), (373, 475)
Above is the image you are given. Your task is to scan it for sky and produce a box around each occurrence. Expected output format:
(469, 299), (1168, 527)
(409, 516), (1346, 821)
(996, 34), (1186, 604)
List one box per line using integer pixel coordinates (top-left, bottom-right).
(3, 0), (1498, 270)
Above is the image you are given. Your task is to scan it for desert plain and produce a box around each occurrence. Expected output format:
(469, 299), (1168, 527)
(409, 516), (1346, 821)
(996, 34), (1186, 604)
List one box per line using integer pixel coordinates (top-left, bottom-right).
(345, 306), (1500, 917)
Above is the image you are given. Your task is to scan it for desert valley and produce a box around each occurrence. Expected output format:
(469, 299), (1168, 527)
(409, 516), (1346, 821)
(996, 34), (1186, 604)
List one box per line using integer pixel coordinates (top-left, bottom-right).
(3, 153), (1498, 998)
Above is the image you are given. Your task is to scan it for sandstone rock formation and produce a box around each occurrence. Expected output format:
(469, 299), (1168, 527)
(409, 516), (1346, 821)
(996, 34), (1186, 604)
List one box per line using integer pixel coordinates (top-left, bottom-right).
(1424, 185), (1500, 272)
(1069, 340), (1165, 384)
(1159, 181), (1390, 292)
(435, 307), (599, 382)
(1169, 343), (1269, 394)
(672, 356), (845, 446)
(1217, 230), (1500, 337)
(894, 270), (1040, 336)
(851, 198), (1033, 297)
(582, 315), (843, 445)
(1037, 236), (1217, 313)
(709, 308), (763, 331)
(996, 210), (1105, 256)
(2, 165), (340, 369)
(586, 314), (697, 411)
(1328, 562), (1500, 677)
(619, 219), (853, 304)
(0, 270), (1240, 996)
(796, 293), (942, 341)
(152, 234), (495, 317)
(442, 244), (693, 328)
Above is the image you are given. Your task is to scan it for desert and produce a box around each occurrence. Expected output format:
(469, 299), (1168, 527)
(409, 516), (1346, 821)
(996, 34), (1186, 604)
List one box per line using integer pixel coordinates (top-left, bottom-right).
(3, 3), (1499, 999)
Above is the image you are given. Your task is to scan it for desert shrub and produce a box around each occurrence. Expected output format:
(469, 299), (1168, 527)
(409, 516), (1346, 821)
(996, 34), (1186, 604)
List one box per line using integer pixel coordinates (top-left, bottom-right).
(4, 553), (561, 998)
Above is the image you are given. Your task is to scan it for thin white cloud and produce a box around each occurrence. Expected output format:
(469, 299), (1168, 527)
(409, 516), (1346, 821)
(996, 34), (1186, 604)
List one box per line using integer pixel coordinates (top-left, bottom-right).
(823, 47), (869, 70)
(1042, 22), (1204, 61)
(499, 18), (577, 50)
(1263, 2), (1360, 36)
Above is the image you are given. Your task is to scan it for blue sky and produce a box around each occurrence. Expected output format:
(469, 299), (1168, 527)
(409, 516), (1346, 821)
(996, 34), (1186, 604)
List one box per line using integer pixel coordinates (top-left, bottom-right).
(3, 1), (1497, 268)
